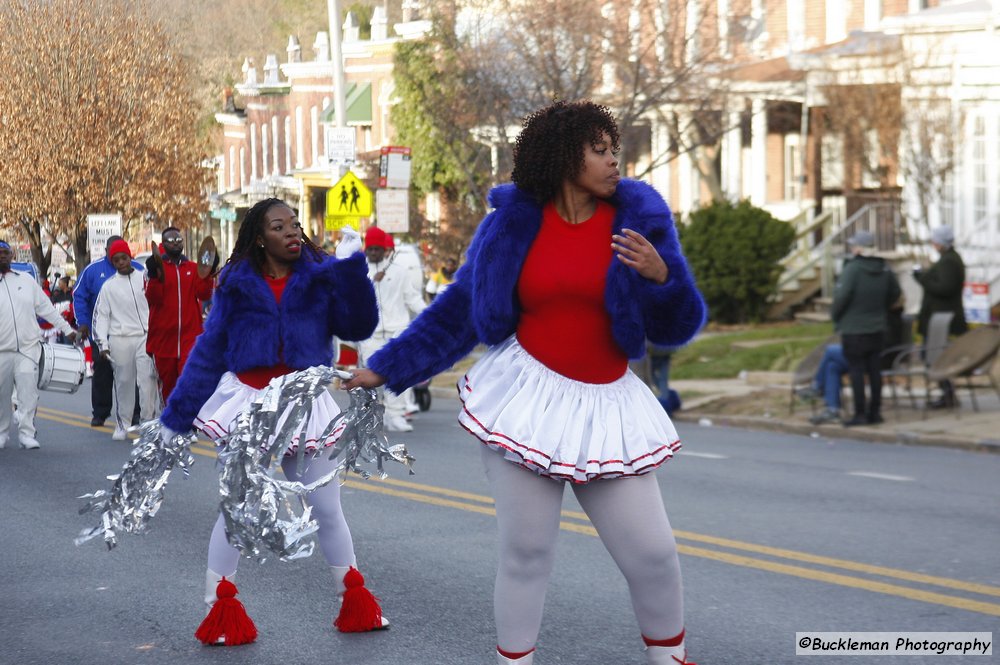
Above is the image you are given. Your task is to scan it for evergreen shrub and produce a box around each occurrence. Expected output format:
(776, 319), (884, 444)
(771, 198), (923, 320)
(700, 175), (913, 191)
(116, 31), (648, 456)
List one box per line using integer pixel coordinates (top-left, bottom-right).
(679, 199), (795, 324)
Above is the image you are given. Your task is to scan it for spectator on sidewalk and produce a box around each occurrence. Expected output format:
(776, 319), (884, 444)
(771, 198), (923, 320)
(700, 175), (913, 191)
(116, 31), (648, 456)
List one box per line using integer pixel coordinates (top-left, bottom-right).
(831, 231), (902, 427)
(425, 258), (458, 302)
(93, 240), (158, 440)
(50, 275), (73, 304)
(50, 275), (75, 344)
(648, 342), (681, 415)
(0, 240), (77, 450)
(804, 344), (849, 425)
(144, 227), (216, 402)
(358, 226), (426, 432)
(73, 235), (144, 427)
(913, 225), (968, 409)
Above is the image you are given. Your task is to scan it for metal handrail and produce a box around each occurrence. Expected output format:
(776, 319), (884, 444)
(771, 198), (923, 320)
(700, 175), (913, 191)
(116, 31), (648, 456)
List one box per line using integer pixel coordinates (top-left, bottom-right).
(776, 201), (901, 301)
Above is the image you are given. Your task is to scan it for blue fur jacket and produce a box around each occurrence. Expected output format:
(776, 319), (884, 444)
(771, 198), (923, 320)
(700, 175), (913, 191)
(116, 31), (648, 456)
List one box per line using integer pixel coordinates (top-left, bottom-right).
(369, 178), (707, 394)
(160, 252), (377, 431)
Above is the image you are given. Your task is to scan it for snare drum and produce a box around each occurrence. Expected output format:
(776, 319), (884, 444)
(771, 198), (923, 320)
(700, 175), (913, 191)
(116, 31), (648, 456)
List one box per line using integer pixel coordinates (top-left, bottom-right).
(37, 343), (86, 393)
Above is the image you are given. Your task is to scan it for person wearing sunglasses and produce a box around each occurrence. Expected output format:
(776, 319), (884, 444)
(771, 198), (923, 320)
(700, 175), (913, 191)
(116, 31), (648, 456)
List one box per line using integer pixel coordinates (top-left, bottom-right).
(144, 227), (217, 401)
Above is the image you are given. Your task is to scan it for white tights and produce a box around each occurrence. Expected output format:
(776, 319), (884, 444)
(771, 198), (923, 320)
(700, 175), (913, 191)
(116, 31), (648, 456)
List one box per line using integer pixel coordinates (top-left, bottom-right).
(482, 447), (684, 654)
(207, 452), (356, 576)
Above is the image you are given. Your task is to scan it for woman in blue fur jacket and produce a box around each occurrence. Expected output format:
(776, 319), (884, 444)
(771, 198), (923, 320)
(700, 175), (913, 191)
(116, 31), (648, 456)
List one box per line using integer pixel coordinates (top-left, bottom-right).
(159, 198), (388, 644)
(345, 101), (707, 665)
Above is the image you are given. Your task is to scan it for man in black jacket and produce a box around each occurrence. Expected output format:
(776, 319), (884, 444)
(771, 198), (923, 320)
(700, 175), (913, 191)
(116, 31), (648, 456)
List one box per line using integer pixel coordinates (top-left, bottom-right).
(913, 225), (968, 408)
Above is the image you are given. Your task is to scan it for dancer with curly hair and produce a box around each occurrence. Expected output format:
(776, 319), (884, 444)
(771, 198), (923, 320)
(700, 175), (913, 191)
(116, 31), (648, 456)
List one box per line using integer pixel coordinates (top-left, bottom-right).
(345, 101), (706, 664)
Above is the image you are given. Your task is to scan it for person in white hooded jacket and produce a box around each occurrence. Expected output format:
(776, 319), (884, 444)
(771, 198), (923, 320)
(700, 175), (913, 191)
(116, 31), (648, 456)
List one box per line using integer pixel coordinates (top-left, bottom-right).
(93, 239), (159, 440)
(0, 241), (77, 450)
(358, 226), (425, 432)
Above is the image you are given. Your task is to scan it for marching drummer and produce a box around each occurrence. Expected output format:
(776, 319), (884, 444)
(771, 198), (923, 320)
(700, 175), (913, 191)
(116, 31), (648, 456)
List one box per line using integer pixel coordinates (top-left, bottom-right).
(0, 240), (77, 451)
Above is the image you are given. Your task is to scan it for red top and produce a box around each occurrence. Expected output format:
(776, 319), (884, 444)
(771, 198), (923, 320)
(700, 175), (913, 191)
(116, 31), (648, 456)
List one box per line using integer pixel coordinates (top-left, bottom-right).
(516, 200), (628, 384)
(144, 255), (214, 358)
(237, 273), (294, 389)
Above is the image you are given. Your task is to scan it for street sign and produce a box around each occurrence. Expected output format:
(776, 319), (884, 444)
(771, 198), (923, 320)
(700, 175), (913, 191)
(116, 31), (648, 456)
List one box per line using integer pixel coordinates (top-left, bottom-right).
(379, 146), (412, 189)
(963, 282), (990, 324)
(326, 127), (357, 166)
(210, 207), (237, 222)
(376, 189), (409, 233)
(325, 215), (362, 232)
(87, 213), (122, 262)
(327, 171), (372, 218)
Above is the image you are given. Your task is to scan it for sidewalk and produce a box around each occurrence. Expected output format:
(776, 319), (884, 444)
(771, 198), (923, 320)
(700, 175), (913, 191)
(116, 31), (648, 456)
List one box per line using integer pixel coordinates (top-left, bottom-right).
(670, 372), (1000, 453)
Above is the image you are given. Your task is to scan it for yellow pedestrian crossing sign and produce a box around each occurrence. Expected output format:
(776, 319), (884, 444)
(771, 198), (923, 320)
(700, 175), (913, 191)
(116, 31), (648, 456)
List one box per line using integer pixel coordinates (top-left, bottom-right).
(327, 171), (372, 218)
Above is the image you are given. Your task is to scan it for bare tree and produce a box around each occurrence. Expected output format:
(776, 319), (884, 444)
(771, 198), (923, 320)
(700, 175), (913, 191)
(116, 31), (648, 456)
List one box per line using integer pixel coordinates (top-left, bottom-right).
(815, 34), (962, 246)
(471, 0), (740, 188)
(0, 0), (211, 274)
(392, 0), (744, 253)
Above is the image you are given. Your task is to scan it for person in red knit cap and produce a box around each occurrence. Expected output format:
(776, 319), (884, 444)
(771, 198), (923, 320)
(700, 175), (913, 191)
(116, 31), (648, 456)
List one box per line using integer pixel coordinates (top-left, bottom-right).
(93, 239), (159, 440)
(345, 101), (706, 664)
(358, 225), (426, 432)
(144, 226), (216, 402)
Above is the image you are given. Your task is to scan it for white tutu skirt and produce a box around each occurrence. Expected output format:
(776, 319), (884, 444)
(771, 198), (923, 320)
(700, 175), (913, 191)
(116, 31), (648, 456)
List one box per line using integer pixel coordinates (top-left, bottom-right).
(194, 372), (345, 457)
(458, 337), (681, 483)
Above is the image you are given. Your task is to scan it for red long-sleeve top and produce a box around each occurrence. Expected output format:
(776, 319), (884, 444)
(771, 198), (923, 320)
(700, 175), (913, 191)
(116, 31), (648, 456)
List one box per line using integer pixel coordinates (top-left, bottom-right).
(516, 201), (628, 384)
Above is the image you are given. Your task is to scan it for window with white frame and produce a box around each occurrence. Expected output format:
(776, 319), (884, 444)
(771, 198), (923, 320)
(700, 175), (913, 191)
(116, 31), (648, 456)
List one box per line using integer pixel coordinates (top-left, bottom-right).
(285, 117), (292, 174)
(972, 115), (987, 223)
(261, 123), (270, 176)
(861, 129), (881, 189)
(821, 133), (844, 191)
(229, 146), (236, 191)
(826, 0), (847, 43)
(864, 0), (882, 31)
(295, 107), (304, 169)
(271, 116), (280, 175)
(250, 123), (258, 180)
(784, 133), (802, 201)
(239, 147), (247, 189)
(310, 106), (319, 167)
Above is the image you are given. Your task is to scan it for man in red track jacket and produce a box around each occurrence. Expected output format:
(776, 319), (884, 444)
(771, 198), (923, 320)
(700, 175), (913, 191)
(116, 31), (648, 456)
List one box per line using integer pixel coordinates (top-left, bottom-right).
(144, 227), (215, 401)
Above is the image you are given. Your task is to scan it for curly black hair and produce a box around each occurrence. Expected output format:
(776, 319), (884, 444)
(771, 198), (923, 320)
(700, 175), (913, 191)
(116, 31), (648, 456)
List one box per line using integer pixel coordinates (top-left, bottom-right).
(219, 198), (324, 284)
(511, 100), (620, 205)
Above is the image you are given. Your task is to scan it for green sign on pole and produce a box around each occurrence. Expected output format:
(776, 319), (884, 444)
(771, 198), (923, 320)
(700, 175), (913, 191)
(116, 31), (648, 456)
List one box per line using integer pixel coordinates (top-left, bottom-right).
(211, 207), (237, 222)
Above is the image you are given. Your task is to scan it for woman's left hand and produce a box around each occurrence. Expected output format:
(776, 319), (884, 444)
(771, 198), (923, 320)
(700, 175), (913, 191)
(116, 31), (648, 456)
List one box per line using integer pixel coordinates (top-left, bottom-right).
(612, 229), (668, 284)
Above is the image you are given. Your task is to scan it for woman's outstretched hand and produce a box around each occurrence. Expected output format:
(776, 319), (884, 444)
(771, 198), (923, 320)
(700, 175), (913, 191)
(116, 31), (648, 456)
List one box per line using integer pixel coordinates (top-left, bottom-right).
(341, 368), (387, 390)
(611, 228), (668, 284)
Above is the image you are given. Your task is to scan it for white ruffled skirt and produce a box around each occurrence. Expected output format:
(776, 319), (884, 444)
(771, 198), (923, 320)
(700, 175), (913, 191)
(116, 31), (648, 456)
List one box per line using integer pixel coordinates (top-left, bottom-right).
(194, 372), (345, 457)
(458, 336), (681, 483)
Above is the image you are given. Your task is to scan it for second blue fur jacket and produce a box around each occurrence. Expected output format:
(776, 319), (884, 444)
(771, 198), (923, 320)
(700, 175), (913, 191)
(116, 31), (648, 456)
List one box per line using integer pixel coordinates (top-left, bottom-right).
(160, 252), (378, 432)
(369, 178), (707, 394)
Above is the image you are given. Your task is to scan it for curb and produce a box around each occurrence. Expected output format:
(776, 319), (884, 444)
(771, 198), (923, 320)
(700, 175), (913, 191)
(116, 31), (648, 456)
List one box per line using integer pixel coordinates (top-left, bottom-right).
(672, 411), (1000, 454)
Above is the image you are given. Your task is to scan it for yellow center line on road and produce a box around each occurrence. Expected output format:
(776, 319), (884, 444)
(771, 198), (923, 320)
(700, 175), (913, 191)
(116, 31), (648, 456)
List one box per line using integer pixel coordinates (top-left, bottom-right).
(38, 406), (1000, 616)
(358, 476), (1000, 600)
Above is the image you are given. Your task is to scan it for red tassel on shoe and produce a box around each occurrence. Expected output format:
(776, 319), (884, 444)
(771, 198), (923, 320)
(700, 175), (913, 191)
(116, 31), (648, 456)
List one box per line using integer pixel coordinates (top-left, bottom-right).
(195, 577), (258, 646)
(334, 567), (384, 633)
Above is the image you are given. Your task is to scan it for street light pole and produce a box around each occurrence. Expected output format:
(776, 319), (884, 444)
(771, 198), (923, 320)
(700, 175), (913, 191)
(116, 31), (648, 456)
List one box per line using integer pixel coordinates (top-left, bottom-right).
(328, 0), (347, 128)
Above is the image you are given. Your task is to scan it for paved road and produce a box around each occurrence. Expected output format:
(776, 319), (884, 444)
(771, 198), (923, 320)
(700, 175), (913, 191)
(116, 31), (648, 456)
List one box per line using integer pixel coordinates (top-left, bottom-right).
(1, 384), (997, 664)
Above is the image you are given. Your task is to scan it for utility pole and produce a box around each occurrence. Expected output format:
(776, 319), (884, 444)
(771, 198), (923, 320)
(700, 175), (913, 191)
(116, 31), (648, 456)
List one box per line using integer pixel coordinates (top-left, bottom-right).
(327, 0), (347, 128)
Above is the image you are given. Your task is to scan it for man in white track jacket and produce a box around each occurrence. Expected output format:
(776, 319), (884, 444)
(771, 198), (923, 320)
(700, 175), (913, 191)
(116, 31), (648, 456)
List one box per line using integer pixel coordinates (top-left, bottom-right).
(93, 240), (159, 440)
(0, 241), (77, 450)
(359, 227), (426, 432)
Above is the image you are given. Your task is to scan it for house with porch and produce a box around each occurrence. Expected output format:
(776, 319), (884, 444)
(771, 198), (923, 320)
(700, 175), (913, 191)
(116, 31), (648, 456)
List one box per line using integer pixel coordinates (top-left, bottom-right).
(210, 5), (431, 257)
